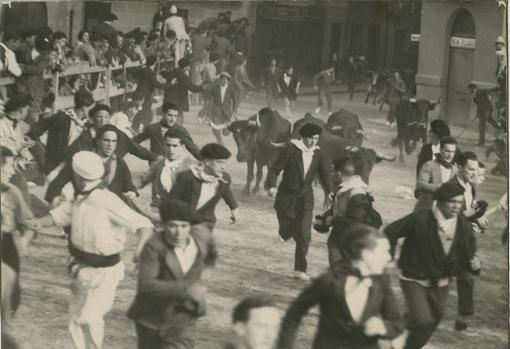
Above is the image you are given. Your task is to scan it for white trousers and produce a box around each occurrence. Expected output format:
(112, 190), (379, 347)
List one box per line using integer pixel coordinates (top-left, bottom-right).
(68, 261), (125, 349)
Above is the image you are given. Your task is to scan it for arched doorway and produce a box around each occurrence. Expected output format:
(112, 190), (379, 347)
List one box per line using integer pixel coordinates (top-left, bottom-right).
(445, 8), (476, 126)
(1, 2), (48, 32)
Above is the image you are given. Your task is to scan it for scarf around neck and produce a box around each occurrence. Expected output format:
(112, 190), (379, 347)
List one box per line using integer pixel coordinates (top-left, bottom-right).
(190, 163), (228, 184)
(436, 154), (453, 169)
(290, 139), (319, 153)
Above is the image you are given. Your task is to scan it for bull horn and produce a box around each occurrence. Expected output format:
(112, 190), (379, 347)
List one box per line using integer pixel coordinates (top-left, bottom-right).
(376, 151), (397, 162)
(330, 125), (343, 131)
(270, 141), (287, 148)
(356, 129), (369, 140)
(248, 119), (257, 126)
(255, 112), (261, 127)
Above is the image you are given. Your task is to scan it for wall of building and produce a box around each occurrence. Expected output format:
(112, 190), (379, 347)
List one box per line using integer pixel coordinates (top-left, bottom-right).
(46, 1), (84, 43)
(416, 1), (502, 117)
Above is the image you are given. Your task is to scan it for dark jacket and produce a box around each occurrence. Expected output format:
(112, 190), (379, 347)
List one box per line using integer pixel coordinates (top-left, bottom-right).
(15, 42), (33, 65)
(16, 51), (51, 100)
(66, 126), (158, 163)
(45, 155), (137, 203)
(127, 224), (217, 329)
(472, 87), (499, 112)
(162, 68), (203, 112)
(133, 66), (168, 100)
(277, 74), (299, 101)
(168, 170), (238, 224)
(91, 22), (119, 48)
(206, 81), (238, 127)
(277, 263), (404, 349)
(26, 110), (79, 174)
(385, 210), (478, 282)
(132, 121), (202, 161)
(266, 143), (333, 217)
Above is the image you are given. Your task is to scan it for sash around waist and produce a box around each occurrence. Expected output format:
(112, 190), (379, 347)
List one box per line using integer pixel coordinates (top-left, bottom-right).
(68, 241), (121, 268)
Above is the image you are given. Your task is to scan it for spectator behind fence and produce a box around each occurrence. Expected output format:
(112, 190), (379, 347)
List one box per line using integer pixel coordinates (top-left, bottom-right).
(91, 12), (119, 48)
(75, 30), (96, 66)
(15, 28), (38, 65)
(1, 31), (22, 77)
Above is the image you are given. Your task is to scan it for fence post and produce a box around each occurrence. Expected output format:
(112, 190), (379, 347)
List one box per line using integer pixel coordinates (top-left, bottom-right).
(52, 71), (60, 113)
(105, 65), (111, 106)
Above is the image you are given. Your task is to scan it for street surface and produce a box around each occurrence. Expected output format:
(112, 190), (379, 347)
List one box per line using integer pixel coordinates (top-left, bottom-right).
(11, 89), (508, 349)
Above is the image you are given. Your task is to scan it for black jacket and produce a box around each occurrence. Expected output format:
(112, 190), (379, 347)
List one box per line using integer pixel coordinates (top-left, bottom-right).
(385, 210), (478, 282)
(416, 143), (462, 176)
(168, 170), (238, 224)
(161, 68), (203, 112)
(277, 263), (404, 349)
(133, 66), (168, 100)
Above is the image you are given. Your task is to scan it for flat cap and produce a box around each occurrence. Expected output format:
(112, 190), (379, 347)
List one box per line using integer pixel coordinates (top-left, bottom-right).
(430, 119), (450, 138)
(299, 123), (323, 137)
(160, 199), (202, 224)
(72, 151), (105, 181)
(104, 12), (118, 21)
(219, 71), (232, 80)
(434, 181), (465, 202)
(200, 143), (231, 160)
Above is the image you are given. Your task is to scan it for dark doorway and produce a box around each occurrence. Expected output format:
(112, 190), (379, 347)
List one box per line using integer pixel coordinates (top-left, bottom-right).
(84, 1), (112, 31)
(367, 23), (381, 69)
(1, 2), (48, 33)
(349, 23), (362, 56)
(330, 22), (342, 60)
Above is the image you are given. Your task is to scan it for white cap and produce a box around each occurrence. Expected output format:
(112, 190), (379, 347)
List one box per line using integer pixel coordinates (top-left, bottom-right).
(72, 151), (105, 181)
(496, 36), (505, 44)
(170, 5), (177, 14)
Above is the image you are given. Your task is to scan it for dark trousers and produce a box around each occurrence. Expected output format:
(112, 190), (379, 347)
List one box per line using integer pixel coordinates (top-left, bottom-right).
(401, 280), (449, 349)
(327, 233), (343, 268)
(135, 315), (197, 349)
(477, 108), (501, 145)
(347, 80), (357, 99)
(265, 87), (277, 108)
(2, 234), (21, 315)
(317, 87), (333, 113)
(276, 199), (313, 272)
(456, 270), (474, 317)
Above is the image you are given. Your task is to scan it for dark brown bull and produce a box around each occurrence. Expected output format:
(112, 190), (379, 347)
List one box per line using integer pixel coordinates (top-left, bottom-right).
(228, 108), (291, 197)
(391, 97), (440, 162)
(326, 108), (366, 147)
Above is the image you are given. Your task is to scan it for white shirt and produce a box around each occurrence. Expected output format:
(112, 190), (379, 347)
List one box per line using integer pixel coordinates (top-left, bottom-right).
(164, 16), (189, 41)
(220, 84), (227, 103)
(457, 177), (474, 209)
(345, 276), (371, 323)
(111, 111), (134, 138)
(160, 159), (187, 192)
(290, 139), (316, 177)
(196, 181), (219, 210)
(0, 43), (21, 77)
(174, 237), (199, 274)
(439, 166), (452, 183)
(283, 73), (291, 86)
(431, 143), (440, 157)
(0, 117), (24, 154)
(431, 203), (457, 253)
(50, 188), (153, 255)
(64, 108), (88, 146)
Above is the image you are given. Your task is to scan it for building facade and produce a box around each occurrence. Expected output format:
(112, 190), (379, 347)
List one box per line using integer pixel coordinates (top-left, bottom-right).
(415, 0), (504, 126)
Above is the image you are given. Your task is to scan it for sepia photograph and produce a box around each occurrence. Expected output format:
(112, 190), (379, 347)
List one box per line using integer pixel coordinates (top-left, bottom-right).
(0, 0), (508, 348)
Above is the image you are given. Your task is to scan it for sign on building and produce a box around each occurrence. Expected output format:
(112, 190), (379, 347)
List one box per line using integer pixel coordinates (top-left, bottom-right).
(258, 4), (322, 22)
(411, 34), (420, 42)
(450, 36), (476, 49)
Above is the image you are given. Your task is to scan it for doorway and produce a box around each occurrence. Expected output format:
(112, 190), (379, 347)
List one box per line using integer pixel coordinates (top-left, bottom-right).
(330, 22), (342, 60)
(444, 9), (476, 126)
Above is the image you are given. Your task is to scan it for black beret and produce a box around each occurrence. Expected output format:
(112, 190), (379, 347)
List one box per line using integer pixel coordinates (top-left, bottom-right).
(299, 123), (323, 137)
(200, 143), (231, 160)
(178, 58), (190, 68)
(146, 55), (158, 67)
(4, 95), (31, 113)
(430, 119), (450, 138)
(433, 182), (465, 202)
(160, 200), (202, 224)
(88, 103), (112, 118)
(104, 12), (118, 21)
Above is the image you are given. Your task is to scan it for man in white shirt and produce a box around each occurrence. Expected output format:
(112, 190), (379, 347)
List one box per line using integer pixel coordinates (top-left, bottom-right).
(164, 5), (190, 68)
(277, 225), (404, 349)
(1, 31), (22, 77)
(110, 101), (139, 137)
(415, 136), (458, 211)
(28, 151), (153, 349)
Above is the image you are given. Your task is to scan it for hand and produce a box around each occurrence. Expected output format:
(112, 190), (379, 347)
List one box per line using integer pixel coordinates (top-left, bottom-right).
(472, 223), (482, 234)
(268, 188), (277, 198)
(363, 317), (387, 337)
(22, 139), (35, 148)
(464, 207), (476, 218)
(123, 191), (137, 200)
(470, 256), (481, 271)
(477, 216), (489, 229)
(187, 284), (207, 302)
(230, 208), (238, 223)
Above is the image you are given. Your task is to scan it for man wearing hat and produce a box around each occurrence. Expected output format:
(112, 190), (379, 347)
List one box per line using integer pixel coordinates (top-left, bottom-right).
(495, 36), (506, 90)
(28, 151), (154, 349)
(91, 12), (119, 48)
(265, 123), (333, 282)
(161, 58), (204, 125)
(164, 4), (190, 67)
(416, 119), (457, 176)
(128, 199), (217, 349)
(169, 143), (239, 230)
(385, 181), (480, 349)
(204, 71), (238, 145)
(133, 55), (173, 129)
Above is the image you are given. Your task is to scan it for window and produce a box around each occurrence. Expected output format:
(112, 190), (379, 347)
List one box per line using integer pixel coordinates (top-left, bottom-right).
(451, 9), (475, 38)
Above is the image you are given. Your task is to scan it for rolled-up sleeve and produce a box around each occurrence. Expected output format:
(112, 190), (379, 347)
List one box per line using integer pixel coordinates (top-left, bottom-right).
(97, 191), (153, 232)
(49, 200), (73, 228)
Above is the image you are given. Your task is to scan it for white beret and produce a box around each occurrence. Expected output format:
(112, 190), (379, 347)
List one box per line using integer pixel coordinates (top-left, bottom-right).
(72, 151), (105, 181)
(170, 5), (177, 14)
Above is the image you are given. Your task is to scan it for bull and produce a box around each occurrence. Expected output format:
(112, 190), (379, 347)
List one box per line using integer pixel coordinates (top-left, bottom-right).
(326, 108), (367, 147)
(228, 108), (291, 197)
(391, 97), (441, 162)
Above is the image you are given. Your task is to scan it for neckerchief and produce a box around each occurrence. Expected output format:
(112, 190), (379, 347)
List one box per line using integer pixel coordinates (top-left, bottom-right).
(74, 181), (105, 198)
(190, 163), (228, 184)
(436, 154), (453, 169)
(290, 139), (319, 153)
(333, 262), (373, 289)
